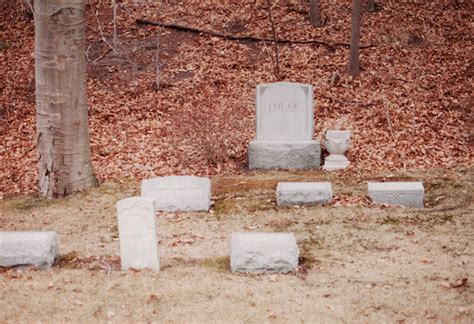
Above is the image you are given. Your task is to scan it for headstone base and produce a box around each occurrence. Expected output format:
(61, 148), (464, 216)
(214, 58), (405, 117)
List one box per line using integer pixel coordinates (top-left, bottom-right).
(323, 154), (350, 171)
(248, 140), (321, 170)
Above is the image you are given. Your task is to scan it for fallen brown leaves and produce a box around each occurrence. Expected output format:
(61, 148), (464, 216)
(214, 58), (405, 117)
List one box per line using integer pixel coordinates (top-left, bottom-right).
(56, 252), (120, 272)
(0, 1), (472, 196)
(331, 194), (373, 207)
(450, 277), (469, 289)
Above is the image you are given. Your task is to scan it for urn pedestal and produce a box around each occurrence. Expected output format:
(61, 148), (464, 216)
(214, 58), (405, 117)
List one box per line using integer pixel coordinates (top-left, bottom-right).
(323, 130), (351, 171)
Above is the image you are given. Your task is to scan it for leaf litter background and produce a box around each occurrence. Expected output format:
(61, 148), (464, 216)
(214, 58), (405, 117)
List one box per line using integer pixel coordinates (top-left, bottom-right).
(0, 0), (472, 197)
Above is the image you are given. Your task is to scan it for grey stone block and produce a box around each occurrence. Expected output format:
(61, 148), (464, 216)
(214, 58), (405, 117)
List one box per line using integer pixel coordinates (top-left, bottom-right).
(277, 182), (332, 206)
(248, 140), (321, 170)
(141, 176), (211, 212)
(368, 182), (424, 208)
(0, 231), (58, 269)
(230, 232), (299, 274)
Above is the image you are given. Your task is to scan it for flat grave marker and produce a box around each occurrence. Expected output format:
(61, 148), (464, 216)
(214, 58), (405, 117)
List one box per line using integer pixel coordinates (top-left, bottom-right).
(368, 182), (424, 208)
(0, 231), (58, 269)
(277, 182), (333, 206)
(230, 232), (299, 274)
(141, 176), (211, 212)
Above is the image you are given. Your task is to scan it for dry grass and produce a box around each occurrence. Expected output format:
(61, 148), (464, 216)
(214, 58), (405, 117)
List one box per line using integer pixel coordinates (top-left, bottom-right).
(0, 167), (473, 322)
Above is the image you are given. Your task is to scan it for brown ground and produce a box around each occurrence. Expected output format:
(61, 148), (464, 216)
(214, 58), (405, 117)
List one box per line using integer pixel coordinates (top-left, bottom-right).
(0, 167), (472, 322)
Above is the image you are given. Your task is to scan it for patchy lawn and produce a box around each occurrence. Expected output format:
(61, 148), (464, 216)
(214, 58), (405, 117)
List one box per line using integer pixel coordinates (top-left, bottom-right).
(0, 167), (472, 322)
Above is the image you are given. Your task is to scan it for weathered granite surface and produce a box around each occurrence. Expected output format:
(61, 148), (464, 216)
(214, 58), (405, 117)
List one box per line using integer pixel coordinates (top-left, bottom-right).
(0, 231), (58, 269)
(277, 182), (332, 206)
(248, 141), (320, 170)
(141, 176), (211, 212)
(230, 232), (299, 274)
(368, 182), (424, 208)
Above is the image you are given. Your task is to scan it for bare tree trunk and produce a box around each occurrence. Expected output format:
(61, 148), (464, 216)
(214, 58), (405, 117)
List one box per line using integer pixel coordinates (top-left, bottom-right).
(34, 0), (96, 198)
(367, 0), (375, 12)
(20, 0), (34, 20)
(266, 0), (280, 79)
(113, 0), (118, 48)
(348, 0), (362, 76)
(155, 33), (160, 89)
(309, 0), (322, 27)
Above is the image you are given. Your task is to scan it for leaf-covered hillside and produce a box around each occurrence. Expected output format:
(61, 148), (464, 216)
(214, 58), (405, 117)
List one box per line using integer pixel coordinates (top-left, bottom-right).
(0, 0), (472, 196)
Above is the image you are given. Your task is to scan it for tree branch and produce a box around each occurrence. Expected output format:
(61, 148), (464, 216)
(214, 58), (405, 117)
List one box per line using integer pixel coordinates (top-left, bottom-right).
(136, 18), (375, 49)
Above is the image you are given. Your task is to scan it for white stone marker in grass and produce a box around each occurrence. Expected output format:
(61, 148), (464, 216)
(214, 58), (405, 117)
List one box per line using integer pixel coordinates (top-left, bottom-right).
(141, 176), (211, 212)
(276, 182), (333, 206)
(117, 197), (160, 271)
(0, 231), (58, 269)
(230, 232), (299, 274)
(368, 182), (424, 208)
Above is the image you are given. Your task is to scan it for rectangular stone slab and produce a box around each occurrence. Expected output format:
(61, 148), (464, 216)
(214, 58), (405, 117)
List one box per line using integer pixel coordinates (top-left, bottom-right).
(277, 182), (332, 206)
(256, 82), (313, 141)
(248, 140), (321, 170)
(368, 182), (424, 208)
(230, 232), (299, 274)
(117, 197), (160, 271)
(0, 231), (58, 269)
(141, 176), (211, 212)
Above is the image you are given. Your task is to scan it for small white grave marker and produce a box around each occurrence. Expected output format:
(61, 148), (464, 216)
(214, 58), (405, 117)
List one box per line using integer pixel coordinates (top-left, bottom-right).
(141, 176), (211, 212)
(277, 182), (333, 206)
(368, 182), (424, 208)
(0, 231), (58, 269)
(117, 197), (160, 271)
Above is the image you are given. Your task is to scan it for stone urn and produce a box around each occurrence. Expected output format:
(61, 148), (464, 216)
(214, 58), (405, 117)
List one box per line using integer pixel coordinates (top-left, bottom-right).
(323, 130), (351, 171)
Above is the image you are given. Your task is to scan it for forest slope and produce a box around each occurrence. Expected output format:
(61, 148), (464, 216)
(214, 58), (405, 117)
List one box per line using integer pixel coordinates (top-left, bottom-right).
(0, 0), (472, 195)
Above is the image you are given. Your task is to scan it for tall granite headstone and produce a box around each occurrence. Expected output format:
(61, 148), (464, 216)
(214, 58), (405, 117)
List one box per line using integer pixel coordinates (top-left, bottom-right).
(248, 82), (321, 169)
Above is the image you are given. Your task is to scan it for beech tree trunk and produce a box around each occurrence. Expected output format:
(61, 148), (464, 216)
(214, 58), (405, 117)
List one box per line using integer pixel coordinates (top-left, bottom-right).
(35, 0), (96, 198)
(309, 0), (322, 27)
(348, 0), (362, 76)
